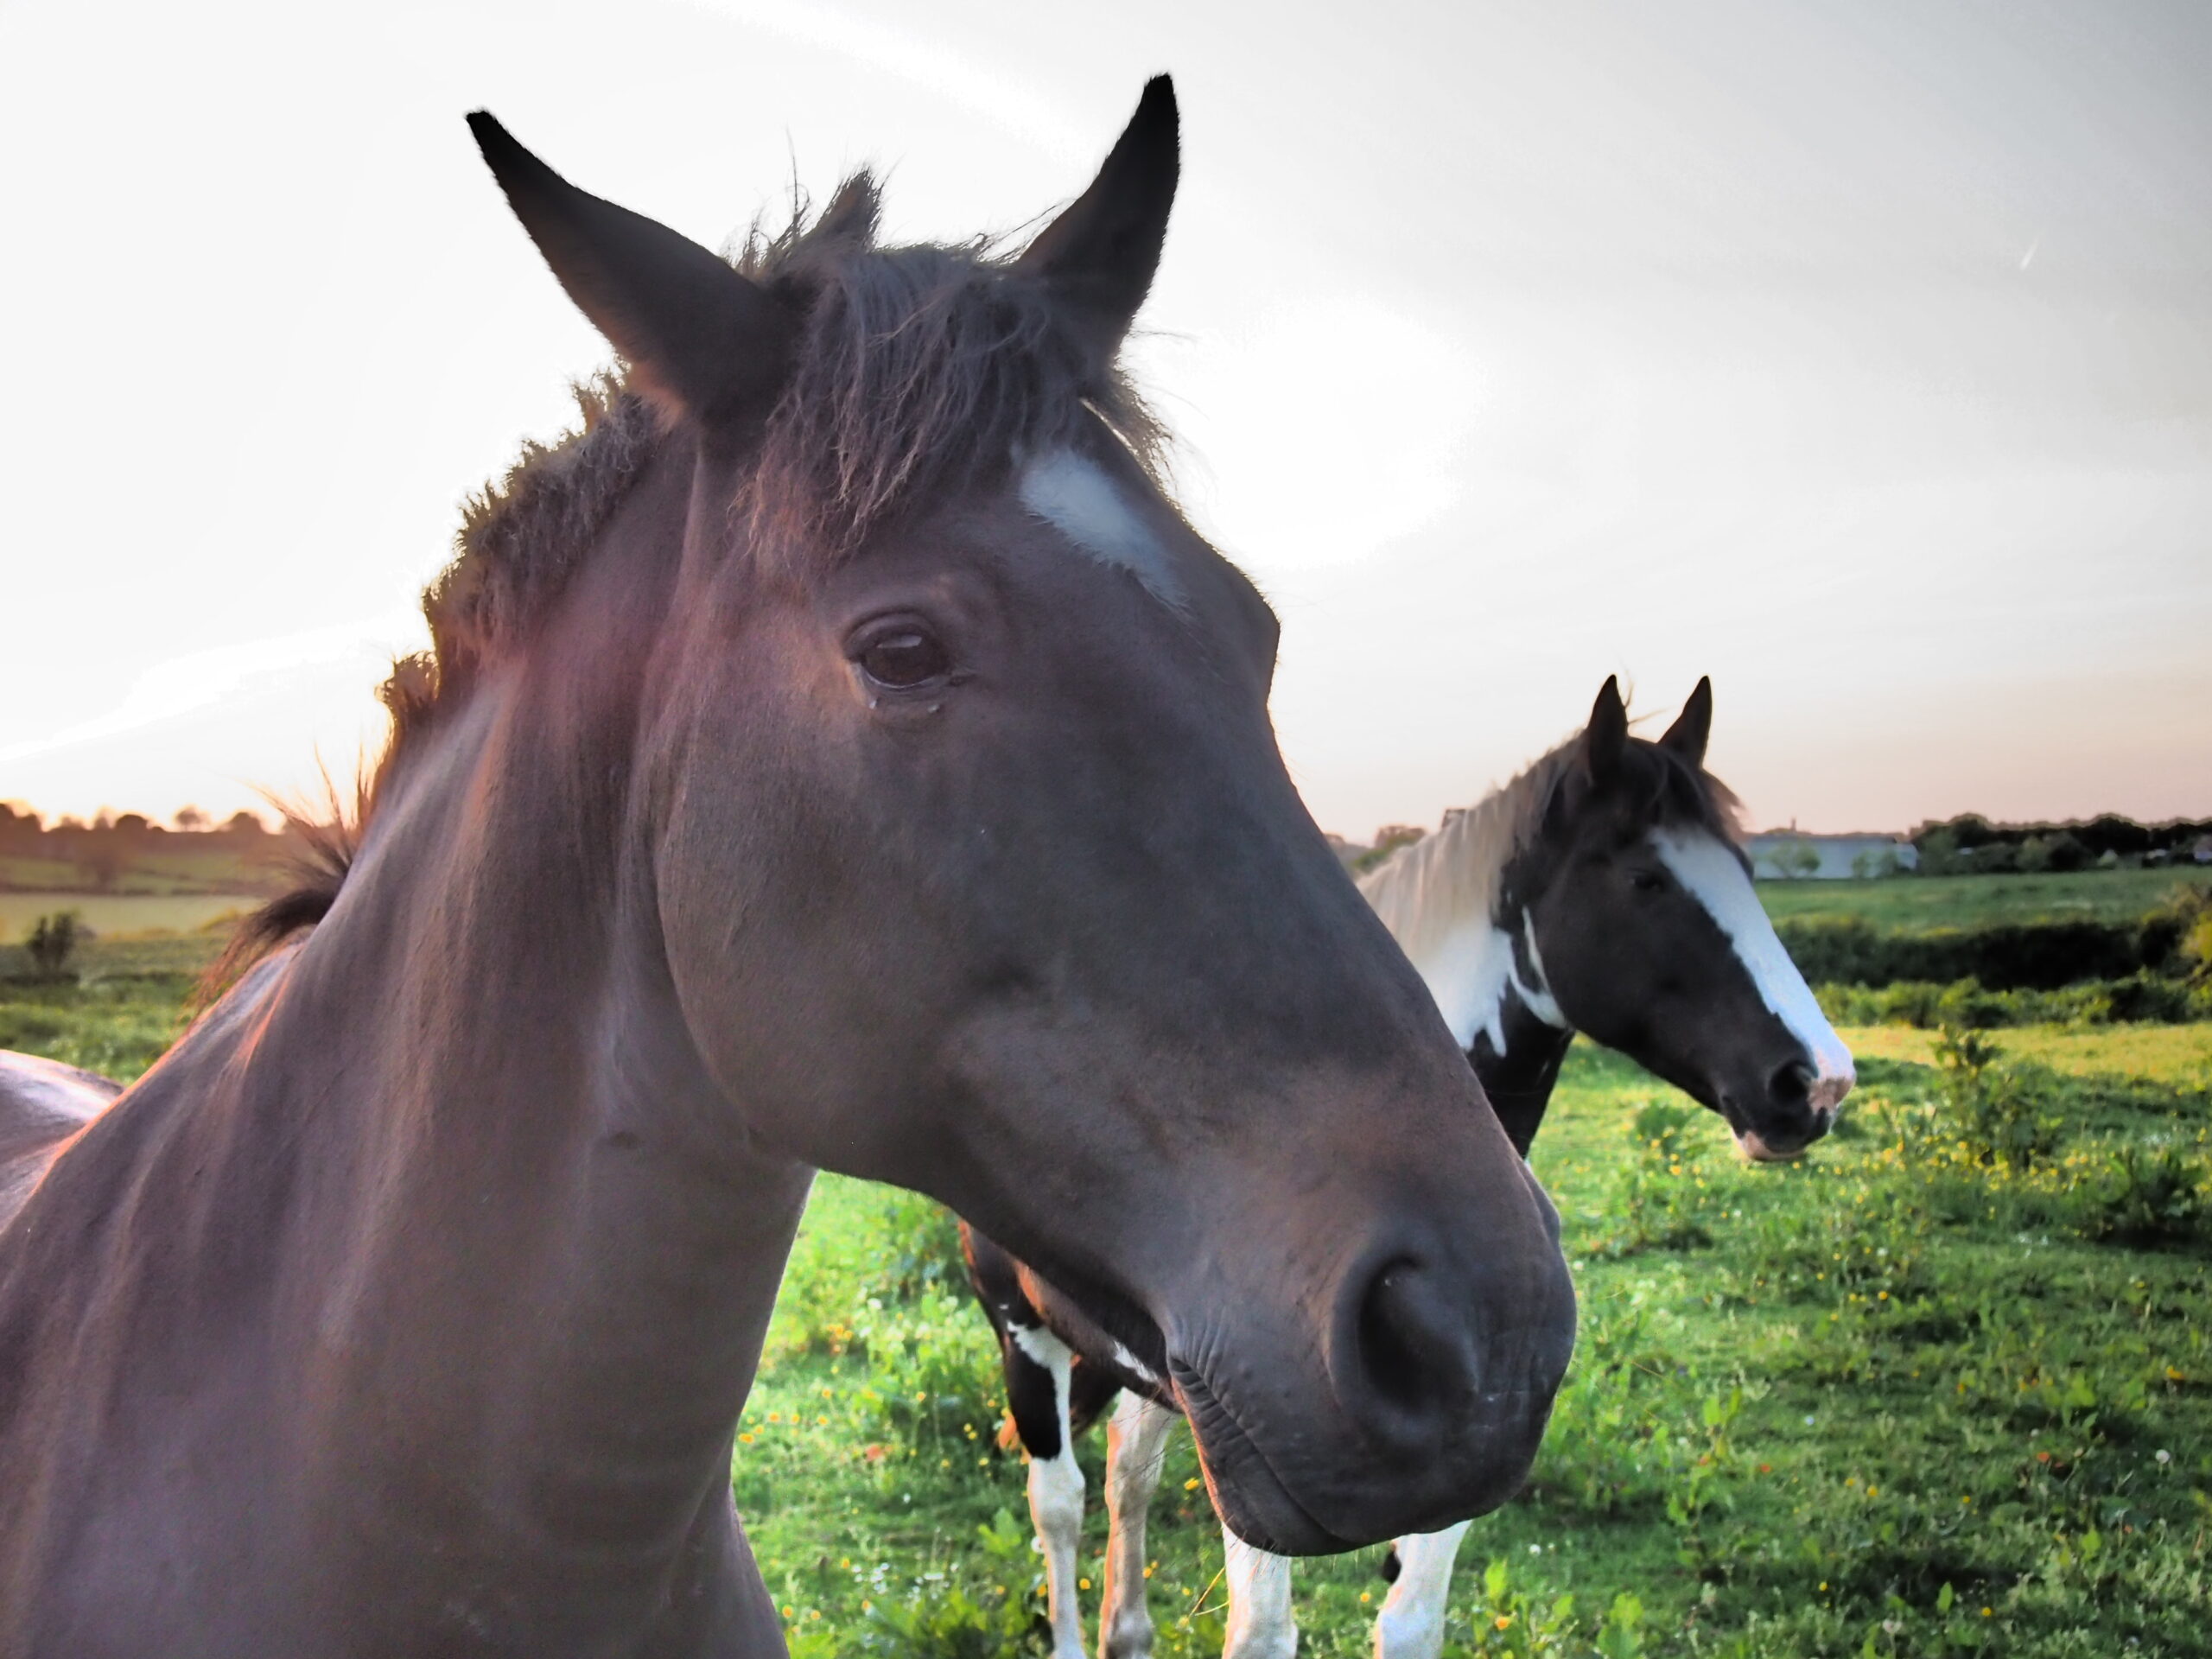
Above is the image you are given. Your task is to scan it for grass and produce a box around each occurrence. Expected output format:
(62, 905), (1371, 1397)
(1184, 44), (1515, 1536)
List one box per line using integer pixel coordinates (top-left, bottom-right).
(0, 893), (262, 946)
(739, 1031), (2212, 1658)
(0, 842), (286, 897)
(5, 983), (2209, 1655)
(1755, 869), (2212, 933)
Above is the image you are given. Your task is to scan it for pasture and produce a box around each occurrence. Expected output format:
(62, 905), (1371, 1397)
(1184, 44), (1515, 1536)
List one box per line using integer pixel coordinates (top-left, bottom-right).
(1757, 869), (2211, 933)
(4, 877), (2207, 1655)
(0, 892), (259, 945)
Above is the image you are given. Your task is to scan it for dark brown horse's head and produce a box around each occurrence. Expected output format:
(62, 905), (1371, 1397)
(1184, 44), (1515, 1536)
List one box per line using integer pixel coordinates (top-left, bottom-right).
(1513, 678), (1856, 1160)
(467, 79), (1573, 1552)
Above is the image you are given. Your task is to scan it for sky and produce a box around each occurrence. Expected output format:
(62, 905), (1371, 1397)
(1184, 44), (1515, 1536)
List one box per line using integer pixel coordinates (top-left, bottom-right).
(2, 0), (2208, 839)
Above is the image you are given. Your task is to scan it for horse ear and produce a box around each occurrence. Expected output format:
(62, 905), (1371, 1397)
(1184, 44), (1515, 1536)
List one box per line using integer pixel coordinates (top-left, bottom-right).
(1659, 676), (1713, 767)
(1584, 675), (1629, 791)
(1016, 75), (1179, 372)
(467, 112), (793, 426)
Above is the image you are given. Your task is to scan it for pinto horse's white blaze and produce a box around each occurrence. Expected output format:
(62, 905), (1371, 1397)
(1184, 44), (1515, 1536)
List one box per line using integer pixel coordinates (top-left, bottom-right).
(1020, 448), (1187, 610)
(1013, 1324), (1090, 1659)
(1649, 825), (1856, 1154)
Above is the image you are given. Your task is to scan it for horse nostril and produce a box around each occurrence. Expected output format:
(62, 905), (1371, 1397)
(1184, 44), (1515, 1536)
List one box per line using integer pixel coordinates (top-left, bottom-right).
(1768, 1059), (1815, 1110)
(1353, 1259), (1475, 1425)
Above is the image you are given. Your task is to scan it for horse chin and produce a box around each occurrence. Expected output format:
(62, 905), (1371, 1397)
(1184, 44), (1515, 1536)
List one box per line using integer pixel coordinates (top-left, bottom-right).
(1732, 1128), (1808, 1164)
(1173, 1363), (1350, 1555)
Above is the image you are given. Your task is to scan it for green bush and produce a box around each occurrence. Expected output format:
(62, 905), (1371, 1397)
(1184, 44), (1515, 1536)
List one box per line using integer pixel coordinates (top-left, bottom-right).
(2069, 1144), (2210, 1247)
(1815, 974), (2211, 1029)
(1777, 915), (2188, 992)
(23, 911), (82, 981)
(1932, 1027), (2062, 1171)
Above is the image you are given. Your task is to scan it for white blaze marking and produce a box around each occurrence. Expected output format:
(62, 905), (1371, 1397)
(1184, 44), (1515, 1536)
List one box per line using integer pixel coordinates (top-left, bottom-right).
(1650, 827), (1855, 1104)
(1019, 449), (1186, 609)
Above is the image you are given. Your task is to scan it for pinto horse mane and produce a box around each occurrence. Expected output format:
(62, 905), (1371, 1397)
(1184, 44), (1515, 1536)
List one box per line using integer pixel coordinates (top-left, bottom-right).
(1357, 719), (1744, 983)
(211, 171), (1172, 990)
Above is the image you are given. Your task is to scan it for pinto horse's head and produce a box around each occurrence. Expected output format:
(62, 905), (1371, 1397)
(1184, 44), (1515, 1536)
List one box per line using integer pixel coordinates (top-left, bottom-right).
(1514, 678), (1854, 1160)
(466, 80), (1573, 1553)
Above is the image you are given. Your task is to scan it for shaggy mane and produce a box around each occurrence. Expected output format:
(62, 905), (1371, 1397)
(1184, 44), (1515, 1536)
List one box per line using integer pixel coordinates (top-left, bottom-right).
(219, 171), (1170, 983)
(1357, 728), (1744, 973)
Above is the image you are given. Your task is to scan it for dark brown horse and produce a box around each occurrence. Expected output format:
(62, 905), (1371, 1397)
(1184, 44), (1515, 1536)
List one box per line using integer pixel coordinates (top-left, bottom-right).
(964, 677), (1855, 1659)
(0, 82), (1573, 1656)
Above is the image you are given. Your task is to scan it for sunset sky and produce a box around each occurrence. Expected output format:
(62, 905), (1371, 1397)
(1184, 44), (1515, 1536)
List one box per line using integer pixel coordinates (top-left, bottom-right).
(3, 0), (2207, 840)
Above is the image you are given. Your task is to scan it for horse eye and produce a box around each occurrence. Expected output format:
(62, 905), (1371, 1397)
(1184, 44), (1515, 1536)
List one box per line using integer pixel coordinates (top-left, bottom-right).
(857, 629), (951, 690)
(1630, 869), (1665, 893)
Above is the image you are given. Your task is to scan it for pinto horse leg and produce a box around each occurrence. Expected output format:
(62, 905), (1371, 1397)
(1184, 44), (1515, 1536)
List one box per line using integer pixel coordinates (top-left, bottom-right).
(1008, 1325), (1090, 1659)
(1099, 1393), (1176, 1658)
(1220, 1529), (1297, 1659)
(1370, 1521), (1471, 1659)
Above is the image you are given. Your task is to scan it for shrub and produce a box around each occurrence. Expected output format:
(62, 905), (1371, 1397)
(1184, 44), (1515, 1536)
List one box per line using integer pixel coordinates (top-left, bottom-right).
(2069, 1144), (2209, 1247)
(24, 912), (82, 981)
(1777, 917), (2186, 993)
(1931, 1026), (2061, 1170)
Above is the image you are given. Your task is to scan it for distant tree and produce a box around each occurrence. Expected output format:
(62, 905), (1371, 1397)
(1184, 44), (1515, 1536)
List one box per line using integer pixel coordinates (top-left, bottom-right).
(54, 816), (86, 833)
(2015, 836), (2053, 874)
(1850, 847), (1901, 880)
(174, 805), (209, 832)
(225, 810), (267, 836)
(81, 843), (124, 893)
(2044, 831), (2090, 873)
(1354, 824), (1427, 874)
(1761, 837), (1821, 880)
(25, 912), (82, 981)
(1915, 828), (1964, 875)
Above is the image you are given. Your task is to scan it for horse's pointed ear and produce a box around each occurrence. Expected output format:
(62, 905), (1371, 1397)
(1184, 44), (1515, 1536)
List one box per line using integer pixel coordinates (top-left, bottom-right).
(1016, 75), (1179, 372)
(1584, 675), (1629, 791)
(467, 112), (793, 426)
(1659, 676), (1713, 767)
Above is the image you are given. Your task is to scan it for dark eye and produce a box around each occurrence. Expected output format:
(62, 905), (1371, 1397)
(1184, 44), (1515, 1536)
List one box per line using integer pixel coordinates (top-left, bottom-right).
(1629, 869), (1665, 893)
(856, 628), (950, 690)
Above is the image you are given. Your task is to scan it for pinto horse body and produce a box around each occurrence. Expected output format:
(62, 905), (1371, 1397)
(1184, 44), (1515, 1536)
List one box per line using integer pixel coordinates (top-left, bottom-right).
(0, 85), (1573, 1656)
(966, 678), (1855, 1659)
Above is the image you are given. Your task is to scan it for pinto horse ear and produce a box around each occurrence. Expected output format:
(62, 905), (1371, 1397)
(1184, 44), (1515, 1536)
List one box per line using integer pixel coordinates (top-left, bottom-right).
(467, 112), (794, 426)
(1016, 75), (1179, 372)
(1659, 676), (1713, 767)
(1584, 675), (1629, 791)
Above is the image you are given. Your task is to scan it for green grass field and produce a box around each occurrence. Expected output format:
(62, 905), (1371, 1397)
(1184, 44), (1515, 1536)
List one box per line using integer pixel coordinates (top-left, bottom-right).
(4, 885), (2209, 1656)
(0, 892), (262, 946)
(1756, 869), (2211, 933)
(0, 841), (285, 898)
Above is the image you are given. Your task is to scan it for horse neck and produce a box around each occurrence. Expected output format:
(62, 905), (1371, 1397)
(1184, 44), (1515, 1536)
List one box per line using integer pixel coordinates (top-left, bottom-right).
(1357, 772), (1576, 1159)
(149, 500), (804, 1561)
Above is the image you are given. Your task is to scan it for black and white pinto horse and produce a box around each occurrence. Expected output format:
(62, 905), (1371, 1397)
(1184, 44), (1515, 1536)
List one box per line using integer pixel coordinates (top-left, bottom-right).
(963, 677), (1855, 1659)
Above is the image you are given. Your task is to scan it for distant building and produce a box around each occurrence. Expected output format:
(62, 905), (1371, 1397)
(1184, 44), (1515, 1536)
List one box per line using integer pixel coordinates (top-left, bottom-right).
(1745, 831), (1919, 880)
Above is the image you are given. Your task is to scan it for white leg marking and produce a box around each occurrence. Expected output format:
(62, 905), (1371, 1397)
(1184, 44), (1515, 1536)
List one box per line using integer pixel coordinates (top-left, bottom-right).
(1020, 449), (1186, 610)
(1221, 1527), (1297, 1659)
(1017, 1328), (1090, 1659)
(1371, 1522), (1472, 1659)
(1099, 1395), (1177, 1659)
(1650, 828), (1856, 1110)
